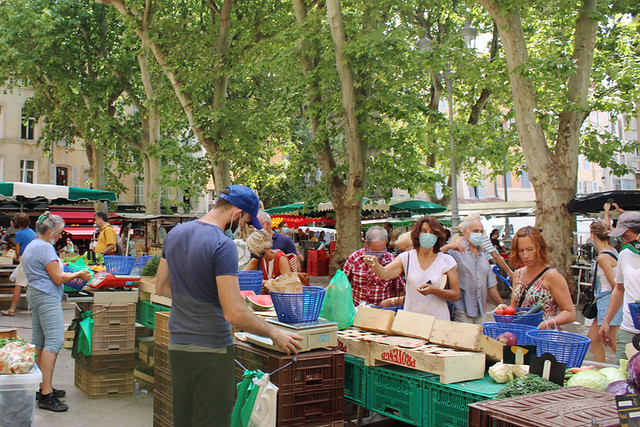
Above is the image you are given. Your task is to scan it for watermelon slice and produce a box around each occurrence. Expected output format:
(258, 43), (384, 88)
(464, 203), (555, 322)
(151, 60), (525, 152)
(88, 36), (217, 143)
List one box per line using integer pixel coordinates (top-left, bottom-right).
(246, 294), (273, 311)
(240, 290), (256, 298)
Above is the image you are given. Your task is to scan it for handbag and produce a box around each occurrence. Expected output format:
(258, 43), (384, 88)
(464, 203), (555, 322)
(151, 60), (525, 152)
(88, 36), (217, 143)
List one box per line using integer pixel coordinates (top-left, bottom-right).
(581, 251), (618, 320)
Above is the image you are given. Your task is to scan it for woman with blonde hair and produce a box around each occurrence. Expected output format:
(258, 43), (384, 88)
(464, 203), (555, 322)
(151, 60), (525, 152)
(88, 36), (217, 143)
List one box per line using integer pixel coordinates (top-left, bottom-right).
(587, 220), (620, 362)
(244, 229), (292, 283)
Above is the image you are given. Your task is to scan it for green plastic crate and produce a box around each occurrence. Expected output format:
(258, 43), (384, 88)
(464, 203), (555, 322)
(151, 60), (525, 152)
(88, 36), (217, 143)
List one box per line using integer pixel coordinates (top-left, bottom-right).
(344, 355), (368, 406)
(136, 300), (170, 329)
(425, 374), (506, 427)
(369, 365), (438, 426)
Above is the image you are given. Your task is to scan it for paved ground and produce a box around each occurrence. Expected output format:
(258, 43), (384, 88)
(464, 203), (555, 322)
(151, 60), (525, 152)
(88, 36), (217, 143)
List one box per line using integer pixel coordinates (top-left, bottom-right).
(0, 276), (615, 426)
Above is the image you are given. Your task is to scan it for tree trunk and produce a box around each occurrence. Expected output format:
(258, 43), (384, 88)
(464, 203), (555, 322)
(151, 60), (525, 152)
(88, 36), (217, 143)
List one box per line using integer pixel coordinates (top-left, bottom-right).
(479, 0), (598, 295)
(101, 0), (232, 192)
(293, 0), (366, 274)
(143, 154), (162, 214)
(85, 142), (108, 213)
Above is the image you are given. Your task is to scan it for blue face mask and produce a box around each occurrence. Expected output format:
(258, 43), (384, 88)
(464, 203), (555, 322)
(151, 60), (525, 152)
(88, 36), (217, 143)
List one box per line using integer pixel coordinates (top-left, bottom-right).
(282, 227), (290, 234)
(224, 213), (241, 239)
(419, 233), (437, 249)
(367, 249), (387, 259)
(469, 232), (484, 247)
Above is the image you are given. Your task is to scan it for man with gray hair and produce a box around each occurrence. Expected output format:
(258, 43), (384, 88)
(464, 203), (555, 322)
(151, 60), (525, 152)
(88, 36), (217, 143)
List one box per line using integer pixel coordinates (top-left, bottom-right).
(343, 226), (405, 306)
(447, 218), (505, 324)
(599, 211), (640, 362)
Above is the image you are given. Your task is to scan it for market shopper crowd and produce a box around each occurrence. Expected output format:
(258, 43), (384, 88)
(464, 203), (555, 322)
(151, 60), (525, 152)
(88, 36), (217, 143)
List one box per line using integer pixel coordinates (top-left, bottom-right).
(3, 183), (639, 423)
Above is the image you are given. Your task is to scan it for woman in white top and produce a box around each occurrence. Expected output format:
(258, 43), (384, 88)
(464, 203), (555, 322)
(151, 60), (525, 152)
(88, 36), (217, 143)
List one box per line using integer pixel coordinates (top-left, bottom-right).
(364, 216), (460, 320)
(587, 220), (620, 362)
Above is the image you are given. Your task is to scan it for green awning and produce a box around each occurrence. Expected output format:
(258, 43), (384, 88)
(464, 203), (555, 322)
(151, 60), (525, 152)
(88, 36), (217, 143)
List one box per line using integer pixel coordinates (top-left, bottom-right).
(264, 202), (305, 215)
(0, 182), (116, 203)
(389, 200), (446, 214)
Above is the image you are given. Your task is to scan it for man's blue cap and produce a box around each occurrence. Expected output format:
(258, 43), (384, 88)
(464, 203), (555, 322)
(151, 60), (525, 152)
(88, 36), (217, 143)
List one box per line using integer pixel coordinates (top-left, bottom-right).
(219, 185), (262, 229)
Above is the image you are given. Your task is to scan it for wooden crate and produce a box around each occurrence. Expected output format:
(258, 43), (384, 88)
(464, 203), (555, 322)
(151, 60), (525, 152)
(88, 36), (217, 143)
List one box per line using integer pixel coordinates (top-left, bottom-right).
(391, 310), (503, 360)
(63, 329), (75, 349)
(74, 362), (134, 399)
(138, 337), (155, 366)
(154, 312), (170, 347)
(353, 307), (396, 334)
(368, 341), (485, 384)
(150, 294), (171, 307)
(139, 277), (157, 294)
(337, 328), (387, 365)
(0, 328), (18, 339)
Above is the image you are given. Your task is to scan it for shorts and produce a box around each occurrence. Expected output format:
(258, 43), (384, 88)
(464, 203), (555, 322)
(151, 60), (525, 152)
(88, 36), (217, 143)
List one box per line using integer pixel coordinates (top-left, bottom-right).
(596, 292), (623, 326)
(27, 287), (64, 354)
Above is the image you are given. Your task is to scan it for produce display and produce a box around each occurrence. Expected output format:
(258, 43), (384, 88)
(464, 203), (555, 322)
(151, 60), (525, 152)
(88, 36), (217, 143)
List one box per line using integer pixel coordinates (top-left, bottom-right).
(496, 374), (562, 398)
(488, 362), (529, 383)
(246, 294), (273, 311)
(140, 256), (160, 276)
(64, 252), (104, 265)
(496, 332), (517, 345)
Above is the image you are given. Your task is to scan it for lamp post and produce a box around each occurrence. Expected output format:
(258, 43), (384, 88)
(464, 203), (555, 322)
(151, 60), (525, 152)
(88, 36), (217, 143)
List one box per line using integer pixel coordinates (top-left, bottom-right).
(418, 20), (477, 230)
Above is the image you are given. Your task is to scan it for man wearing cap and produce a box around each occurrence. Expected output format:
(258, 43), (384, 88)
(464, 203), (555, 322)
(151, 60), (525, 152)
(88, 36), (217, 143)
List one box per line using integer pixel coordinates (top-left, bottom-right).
(156, 185), (302, 426)
(599, 211), (640, 362)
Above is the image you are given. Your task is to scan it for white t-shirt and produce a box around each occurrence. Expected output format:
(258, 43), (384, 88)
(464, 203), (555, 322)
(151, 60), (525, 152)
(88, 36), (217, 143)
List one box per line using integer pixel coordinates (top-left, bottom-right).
(399, 250), (457, 320)
(616, 249), (640, 333)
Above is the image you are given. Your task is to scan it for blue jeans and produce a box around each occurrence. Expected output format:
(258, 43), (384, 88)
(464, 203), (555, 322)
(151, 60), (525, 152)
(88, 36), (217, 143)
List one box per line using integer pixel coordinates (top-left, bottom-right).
(27, 287), (64, 354)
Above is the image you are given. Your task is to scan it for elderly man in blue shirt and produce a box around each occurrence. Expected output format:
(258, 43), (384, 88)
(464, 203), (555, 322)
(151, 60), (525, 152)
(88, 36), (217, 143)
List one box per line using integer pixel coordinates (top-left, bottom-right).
(448, 218), (505, 324)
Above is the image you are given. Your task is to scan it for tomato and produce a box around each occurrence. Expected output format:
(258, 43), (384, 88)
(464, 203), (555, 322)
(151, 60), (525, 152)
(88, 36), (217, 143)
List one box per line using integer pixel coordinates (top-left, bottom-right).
(494, 309), (505, 315)
(504, 306), (517, 316)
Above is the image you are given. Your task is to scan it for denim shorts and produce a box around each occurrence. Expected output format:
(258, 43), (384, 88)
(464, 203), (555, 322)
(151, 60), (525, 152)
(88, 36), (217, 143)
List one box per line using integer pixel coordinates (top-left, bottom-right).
(596, 292), (623, 326)
(27, 287), (64, 354)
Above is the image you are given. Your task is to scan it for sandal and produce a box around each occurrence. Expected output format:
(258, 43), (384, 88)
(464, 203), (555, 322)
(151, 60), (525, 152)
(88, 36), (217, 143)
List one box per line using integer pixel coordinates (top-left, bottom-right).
(1, 310), (15, 316)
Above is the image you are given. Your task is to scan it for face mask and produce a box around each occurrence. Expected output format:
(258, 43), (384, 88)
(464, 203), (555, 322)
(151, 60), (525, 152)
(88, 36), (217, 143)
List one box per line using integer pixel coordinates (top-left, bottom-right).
(224, 212), (242, 239)
(282, 227), (290, 234)
(94, 224), (100, 231)
(367, 249), (387, 259)
(419, 233), (437, 249)
(469, 233), (483, 247)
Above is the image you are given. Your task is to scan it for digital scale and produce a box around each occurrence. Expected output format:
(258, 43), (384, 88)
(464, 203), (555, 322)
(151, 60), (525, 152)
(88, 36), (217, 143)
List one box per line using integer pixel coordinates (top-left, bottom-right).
(88, 271), (141, 289)
(245, 318), (338, 353)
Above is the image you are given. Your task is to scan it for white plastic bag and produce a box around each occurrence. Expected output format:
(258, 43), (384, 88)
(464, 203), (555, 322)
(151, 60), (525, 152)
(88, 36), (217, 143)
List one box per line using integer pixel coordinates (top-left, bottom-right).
(248, 373), (278, 427)
(10, 263), (27, 287)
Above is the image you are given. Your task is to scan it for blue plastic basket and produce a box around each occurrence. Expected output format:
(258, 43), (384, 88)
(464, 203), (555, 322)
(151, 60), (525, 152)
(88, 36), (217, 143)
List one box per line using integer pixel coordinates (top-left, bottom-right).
(64, 265), (88, 290)
(239, 270), (263, 279)
(270, 286), (326, 323)
(493, 307), (544, 326)
(629, 303), (640, 329)
(131, 255), (156, 275)
(104, 255), (136, 275)
(482, 322), (537, 346)
(238, 270), (263, 293)
(524, 329), (591, 368)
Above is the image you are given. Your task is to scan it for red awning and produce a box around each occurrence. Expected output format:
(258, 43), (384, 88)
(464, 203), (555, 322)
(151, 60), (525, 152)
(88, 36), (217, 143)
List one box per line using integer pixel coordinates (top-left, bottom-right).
(64, 225), (124, 240)
(51, 210), (96, 224)
(63, 226), (95, 239)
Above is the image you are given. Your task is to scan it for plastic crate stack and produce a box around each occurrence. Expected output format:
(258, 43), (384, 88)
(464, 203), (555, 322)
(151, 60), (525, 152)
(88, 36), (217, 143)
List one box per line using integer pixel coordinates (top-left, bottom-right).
(73, 303), (136, 399)
(234, 340), (344, 426)
(154, 311), (172, 427)
(344, 355), (506, 426)
(307, 249), (329, 276)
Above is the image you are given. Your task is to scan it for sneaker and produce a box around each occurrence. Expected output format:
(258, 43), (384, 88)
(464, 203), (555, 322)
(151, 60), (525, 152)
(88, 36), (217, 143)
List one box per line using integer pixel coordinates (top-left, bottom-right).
(36, 388), (66, 400)
(38, 394), (68, 412)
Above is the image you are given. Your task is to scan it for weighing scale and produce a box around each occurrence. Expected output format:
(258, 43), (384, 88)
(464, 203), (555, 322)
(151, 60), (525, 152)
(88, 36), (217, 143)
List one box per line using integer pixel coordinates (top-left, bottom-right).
(245, 318), (338, 353)
(88, 271), (141, 289)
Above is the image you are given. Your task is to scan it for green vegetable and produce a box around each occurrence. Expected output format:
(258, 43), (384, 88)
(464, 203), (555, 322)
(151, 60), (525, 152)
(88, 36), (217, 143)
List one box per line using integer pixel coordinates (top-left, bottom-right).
(599, 367), (627, 383)
(496, 374), (562, 399)
(0, 337), (26, 348)
(140, 256), (161, 276)
(566, 369), (609, 391)
(519, 301), (543, 315)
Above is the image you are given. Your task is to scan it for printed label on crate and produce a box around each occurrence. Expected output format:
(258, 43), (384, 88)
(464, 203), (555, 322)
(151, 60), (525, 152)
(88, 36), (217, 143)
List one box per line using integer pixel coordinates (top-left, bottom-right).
(337, 340), (347, 353)
(616, 394), (640, 427)
(379, 348), (416, 367)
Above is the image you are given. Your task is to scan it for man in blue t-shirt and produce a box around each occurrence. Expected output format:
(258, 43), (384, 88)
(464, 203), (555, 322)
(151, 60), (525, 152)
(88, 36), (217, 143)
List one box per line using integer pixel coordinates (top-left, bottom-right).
(257, 211), (302, 269)
(156, 185), (302, 426)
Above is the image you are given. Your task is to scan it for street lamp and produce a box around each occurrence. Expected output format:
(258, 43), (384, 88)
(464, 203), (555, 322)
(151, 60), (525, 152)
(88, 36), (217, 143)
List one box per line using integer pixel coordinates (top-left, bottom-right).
(417, 21), (477, 230)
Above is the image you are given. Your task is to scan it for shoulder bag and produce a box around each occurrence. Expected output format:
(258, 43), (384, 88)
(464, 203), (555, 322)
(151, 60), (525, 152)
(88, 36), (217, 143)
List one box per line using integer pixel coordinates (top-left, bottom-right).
(582, 251), (618, 319)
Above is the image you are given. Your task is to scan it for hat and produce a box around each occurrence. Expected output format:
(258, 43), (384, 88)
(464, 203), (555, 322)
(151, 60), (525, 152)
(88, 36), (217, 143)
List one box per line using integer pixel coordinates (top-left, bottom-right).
(219, 185), (262, 230)
(609, 211), (640, 237)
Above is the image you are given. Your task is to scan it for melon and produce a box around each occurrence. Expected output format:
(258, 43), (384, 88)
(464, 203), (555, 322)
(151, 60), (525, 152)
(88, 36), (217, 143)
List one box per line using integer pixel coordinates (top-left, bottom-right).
(240, 290), (256, 298)
(246, 294), (273, 311)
